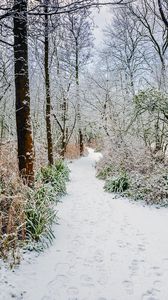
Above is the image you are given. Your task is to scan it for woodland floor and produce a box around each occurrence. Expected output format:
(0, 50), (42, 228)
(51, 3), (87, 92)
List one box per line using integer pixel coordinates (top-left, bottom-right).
(1, 148), (168, 300)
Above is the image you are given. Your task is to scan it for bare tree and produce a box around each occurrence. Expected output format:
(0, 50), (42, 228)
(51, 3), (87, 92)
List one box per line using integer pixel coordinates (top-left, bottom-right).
(13, 0), (34, 185)
(44, 0), (54, 165)
(61, 8), (94, 155)
(129, 0), (168, 89)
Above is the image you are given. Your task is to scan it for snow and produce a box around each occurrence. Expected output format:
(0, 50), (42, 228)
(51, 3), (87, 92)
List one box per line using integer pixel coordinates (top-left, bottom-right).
(1, 148), (168, 300)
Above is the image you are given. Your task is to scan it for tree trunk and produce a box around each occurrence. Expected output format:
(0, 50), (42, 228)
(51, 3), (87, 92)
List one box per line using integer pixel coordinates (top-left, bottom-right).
(75, 39), (84, 156)
(13, 0), (34, 185)
(154, 113), (161, 153)
(61, 96), (68, 158)
(60, 135), (66, 158)
(44, 2), (53, 165)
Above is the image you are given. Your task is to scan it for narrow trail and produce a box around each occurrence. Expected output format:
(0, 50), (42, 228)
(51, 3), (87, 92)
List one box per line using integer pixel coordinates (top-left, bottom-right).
(1, 149), (168, 300)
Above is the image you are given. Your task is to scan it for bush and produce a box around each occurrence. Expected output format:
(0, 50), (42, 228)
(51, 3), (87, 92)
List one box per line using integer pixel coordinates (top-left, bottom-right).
(25, 160), (70, 249)
(124, 170), (168, 206)
(97, 142), (168, 206)
(25, 185), (57, 248)
(0, 182), (27, 264)
(104, 172), (129, 193)
(38, 160), (70, 197)
(96, 164), (113, 180)
(0, 144), (70, 263)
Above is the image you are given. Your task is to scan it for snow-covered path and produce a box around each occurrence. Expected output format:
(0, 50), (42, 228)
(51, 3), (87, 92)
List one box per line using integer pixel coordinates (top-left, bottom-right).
(1, 149), (168, 300)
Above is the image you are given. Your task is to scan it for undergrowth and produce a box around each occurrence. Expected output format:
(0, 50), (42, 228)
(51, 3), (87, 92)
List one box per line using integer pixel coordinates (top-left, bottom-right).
(0, 152), (70, 264)
(97, 143), (168, 206)
(25, 160), (70, 249)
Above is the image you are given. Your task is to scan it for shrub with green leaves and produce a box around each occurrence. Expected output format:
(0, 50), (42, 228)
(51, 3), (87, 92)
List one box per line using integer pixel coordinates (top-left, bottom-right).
(38, 160), (70, 196)
(97, 164), (113, 180)
(25, 160), (70, 249)
(25, 185), (57, 248)
(104, 172), (129, 193)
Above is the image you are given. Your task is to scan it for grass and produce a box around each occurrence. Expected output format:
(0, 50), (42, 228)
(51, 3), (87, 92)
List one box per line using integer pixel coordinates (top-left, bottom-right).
(25, 160), (70, 249)
(0, 144), (70, 263)
(104, 172), (129, 193)
(96, 164), (114, 180)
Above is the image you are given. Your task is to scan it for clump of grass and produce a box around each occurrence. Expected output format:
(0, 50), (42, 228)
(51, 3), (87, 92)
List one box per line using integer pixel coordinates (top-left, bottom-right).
(25, 160), (70, 249)
(0, 178), (27, 264)
(96, 164), (113, 180)
(25, 185), (57, 249)
(104, 172), (129, 193)
(0, 146), (70, 262)
(38, 159), (70, 197)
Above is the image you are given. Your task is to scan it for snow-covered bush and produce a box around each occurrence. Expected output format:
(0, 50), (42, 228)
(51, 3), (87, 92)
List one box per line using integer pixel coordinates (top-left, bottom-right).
(97, 140), (168, 206)
(124, 167), (168, 206)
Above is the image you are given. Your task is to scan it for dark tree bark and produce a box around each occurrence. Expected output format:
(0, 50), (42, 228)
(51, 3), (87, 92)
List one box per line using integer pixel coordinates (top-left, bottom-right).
(60, 96), (68, 158)
(13, 0), (34, 185)
(158, 0), (168, 28)
(44, 1), (54, 165)
(75, 39), (84, 157)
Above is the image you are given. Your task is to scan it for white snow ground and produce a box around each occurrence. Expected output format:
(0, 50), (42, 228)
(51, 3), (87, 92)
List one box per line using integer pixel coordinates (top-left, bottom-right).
(1, 148), (168, 300)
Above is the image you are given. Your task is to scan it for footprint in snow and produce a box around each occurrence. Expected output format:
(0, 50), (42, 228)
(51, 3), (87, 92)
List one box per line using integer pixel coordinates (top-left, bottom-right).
(110, 252), (117, 261)
(152, 268), (162, 278)
(163, 257), (168, 262)
(80, 274), (94, 287)
(67, 287), (79, 296)
(129, 259), (139, 276)
(72, 237), (83, 247)
(48, 274), (68, 286)
(54, 262), (70, 273)
(97, 270), (108, 285)
(151, 266), (160, 271)
(117, 240), (126, 248)
(153, 280), (161, 290)
(141, 288), (160, 300)
(122, 280), (134, 295)
(94, 250), (104, 263)
(138, 244), (146, 252)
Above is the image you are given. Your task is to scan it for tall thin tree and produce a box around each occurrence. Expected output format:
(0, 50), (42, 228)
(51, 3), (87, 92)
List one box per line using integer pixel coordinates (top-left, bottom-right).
(44, 0), (54, 165)
(13, 0), (34, 185)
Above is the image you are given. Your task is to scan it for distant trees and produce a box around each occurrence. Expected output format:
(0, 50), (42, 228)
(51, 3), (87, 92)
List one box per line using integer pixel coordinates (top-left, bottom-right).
(129, 0), (168, 89)
(84, 0), (168, 159)
(61, 8), (94, 155)
(103, 7), (146, 96)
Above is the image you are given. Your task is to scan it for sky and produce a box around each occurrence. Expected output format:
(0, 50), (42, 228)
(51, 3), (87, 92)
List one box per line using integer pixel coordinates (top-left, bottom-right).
(93, 6), (112, 47)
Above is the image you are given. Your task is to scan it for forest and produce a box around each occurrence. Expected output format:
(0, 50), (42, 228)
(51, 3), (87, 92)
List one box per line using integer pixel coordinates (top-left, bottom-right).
(1, 0), (168, 299)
